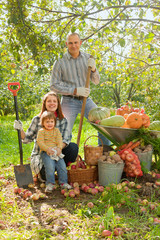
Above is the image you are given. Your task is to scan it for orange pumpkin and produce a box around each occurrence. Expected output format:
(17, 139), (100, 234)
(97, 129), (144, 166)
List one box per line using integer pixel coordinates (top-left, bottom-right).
(140, 113), (150, 128)
(121, 121), (130, 128)
(124, 113), (129, 119)
(126, 112), (143, 129)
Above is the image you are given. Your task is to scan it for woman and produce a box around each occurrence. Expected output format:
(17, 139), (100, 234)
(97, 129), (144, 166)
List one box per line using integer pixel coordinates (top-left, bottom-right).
(14, 91), (78, 181)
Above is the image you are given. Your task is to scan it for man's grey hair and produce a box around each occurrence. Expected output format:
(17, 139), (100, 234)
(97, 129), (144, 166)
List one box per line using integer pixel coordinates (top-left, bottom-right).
(66, 32), (81, 42)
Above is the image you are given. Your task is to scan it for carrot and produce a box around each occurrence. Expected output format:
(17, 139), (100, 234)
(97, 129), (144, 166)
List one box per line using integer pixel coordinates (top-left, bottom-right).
(125, 141), (134, 149)
(118, 143), (128, 150)
(130, 141), (141, 150)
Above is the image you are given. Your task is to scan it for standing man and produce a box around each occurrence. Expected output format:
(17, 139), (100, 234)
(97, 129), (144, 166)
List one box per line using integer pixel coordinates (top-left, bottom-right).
(50, 32), (110, 146)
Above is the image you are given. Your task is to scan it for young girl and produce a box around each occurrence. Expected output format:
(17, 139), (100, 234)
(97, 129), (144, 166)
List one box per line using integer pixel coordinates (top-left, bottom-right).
(37, 111), (72, 193)
(14, 91), (78, 182)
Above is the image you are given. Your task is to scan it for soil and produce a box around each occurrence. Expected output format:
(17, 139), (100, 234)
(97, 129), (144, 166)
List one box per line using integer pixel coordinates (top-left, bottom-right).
(1, 167), (160, 237)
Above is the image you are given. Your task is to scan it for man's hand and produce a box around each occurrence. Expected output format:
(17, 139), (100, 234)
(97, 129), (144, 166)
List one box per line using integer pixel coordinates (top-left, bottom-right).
(14, 120), (23, 131)
(88, 58), (96, 72)
(76, 87), (90, 97)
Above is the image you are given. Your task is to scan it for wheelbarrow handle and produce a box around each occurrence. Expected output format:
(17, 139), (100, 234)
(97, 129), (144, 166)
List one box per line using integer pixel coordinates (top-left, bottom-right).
(8, 82), (21, 96)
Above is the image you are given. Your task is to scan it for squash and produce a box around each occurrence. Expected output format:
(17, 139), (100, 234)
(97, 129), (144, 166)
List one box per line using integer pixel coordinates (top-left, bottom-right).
(126, 112), (143, 129)
(99, 115), (125, 127)
(149, 121), (160, 131)
(88, 107), (110, 122)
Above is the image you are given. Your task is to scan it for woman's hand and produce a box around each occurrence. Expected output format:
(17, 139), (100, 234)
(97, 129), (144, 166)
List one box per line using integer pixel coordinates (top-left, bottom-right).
(55, 147), (61, 156)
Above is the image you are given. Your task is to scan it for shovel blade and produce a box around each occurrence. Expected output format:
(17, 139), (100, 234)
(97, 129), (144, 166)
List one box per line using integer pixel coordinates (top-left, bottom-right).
(14, 164), (33, 188)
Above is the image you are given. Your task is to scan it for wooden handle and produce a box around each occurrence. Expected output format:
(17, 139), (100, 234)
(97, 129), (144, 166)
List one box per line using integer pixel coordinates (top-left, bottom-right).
(84, 135), (103, 148)
(77, 65), (92, 147)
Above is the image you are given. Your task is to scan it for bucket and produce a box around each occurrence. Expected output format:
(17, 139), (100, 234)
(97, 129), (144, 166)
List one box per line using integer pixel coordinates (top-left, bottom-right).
(98, 160), (124, 186)
(135, 150), (153, 172)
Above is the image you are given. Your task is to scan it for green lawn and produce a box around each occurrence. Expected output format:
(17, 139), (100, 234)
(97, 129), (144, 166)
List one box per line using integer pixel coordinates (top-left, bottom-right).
(0, 114), (97, 167)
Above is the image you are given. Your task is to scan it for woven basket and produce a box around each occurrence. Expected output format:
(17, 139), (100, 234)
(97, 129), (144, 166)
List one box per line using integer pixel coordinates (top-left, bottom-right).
(84, 135), (103, 166)
(67, 155), (98, 185)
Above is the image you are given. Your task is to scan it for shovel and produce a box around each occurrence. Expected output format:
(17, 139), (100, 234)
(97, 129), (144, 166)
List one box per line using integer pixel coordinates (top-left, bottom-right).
(8, 82), (33, 188)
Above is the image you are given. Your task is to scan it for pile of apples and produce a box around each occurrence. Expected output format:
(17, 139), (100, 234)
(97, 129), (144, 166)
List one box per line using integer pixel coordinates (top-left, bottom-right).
(81, 182), (104, 195)
(67, 159), (94, 170)
(61, 181), (104, 198)
(14, 183), (47, 201)
(61, 182), (80, 198)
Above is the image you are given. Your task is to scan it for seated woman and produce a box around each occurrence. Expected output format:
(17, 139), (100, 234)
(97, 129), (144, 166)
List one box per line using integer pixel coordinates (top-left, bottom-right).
(14, 91), (78, 182)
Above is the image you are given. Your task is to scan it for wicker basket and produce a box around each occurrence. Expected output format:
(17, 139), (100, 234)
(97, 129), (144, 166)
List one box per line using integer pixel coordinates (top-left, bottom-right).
(84, 135), (103, 166)
(67, 155), (98, 185)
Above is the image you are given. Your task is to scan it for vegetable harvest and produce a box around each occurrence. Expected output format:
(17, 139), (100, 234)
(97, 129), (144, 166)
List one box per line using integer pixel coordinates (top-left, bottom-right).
(118, 148), (143, 177)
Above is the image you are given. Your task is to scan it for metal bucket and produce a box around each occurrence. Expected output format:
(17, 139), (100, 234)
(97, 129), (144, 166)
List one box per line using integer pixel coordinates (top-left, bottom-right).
(98, 160), (124, 186)
(136, 150), (153, 172)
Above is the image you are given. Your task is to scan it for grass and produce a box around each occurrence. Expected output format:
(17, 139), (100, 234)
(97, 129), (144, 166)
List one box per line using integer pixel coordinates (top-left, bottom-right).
(0, 115), (160, 239)
(0, 114), (97, 167)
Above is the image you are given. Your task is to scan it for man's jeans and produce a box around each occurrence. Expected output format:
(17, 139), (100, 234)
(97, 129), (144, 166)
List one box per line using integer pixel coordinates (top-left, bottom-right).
(41, 151), (68, 185)
(61, 96), (110, 146)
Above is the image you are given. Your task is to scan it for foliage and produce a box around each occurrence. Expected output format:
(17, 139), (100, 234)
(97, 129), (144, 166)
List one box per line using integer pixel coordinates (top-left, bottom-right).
(0, 0), (160, 119)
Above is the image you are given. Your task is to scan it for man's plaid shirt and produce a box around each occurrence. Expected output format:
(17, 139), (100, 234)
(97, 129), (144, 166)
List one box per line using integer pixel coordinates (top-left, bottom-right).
(23, 116), (71, 174)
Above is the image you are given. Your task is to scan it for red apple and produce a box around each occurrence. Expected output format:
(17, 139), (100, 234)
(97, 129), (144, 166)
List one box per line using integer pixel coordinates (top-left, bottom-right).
(128, 181), (135, 188)
(155, 181), (160, 186)
(31, 193), (39, 201)
(81, 183), (87, 190)
(88, 182), (95, 188)
(14, 187), (19, 194)
(83, 186), (89, 193)
(61, 189), (67, 195)
(91, 188), (98, 195)
(98, 186), (104, 192)
(113, 227), (124, 236)
(87, 202), (94, 208)
(69, 190), (75, 198)
(102, 230), (112, 237)
(71, 165), (76, 169)
(17, 188), (23, 194)
(74, 187), (80, 196)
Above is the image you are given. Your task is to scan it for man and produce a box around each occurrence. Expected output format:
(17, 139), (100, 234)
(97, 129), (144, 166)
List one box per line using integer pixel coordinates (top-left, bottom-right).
(50, 32), (110, 146)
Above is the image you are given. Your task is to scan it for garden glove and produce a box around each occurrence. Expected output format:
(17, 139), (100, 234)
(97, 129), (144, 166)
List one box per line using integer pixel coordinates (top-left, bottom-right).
(76, 87), (90, 97)
(14, 120), (23, 131)
(87, 58), (96, 72)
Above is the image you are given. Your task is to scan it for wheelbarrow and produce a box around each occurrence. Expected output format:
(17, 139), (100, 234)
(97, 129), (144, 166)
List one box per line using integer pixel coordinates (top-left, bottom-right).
(89, 121), (138, 145)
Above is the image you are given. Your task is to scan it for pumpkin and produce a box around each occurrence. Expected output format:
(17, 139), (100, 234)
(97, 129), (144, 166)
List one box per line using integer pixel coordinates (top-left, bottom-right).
(126, 112), (143, 129)
(88, 107), (110, 122)
(121, 121), (130, 128)
(140, 113), (150, 128)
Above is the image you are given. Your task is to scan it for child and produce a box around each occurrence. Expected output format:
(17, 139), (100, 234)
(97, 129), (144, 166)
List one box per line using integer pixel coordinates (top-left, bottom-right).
(37, 111), (72, 193)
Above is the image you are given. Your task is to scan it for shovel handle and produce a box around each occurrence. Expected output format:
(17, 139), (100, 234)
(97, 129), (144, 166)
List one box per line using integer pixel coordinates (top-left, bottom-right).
(8, 82), (23, 165)
(8, 82), (21, 96)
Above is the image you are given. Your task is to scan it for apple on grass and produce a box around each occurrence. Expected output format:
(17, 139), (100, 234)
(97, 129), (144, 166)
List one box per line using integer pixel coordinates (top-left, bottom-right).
(87, 202), (94, 208)
(113, 227), (124, 236)
(101, 230), (112, 237)
(69, 190), (75, 198)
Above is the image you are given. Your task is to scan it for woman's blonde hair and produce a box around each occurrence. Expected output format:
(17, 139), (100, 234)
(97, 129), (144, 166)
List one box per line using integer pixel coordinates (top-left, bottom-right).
(39, 91), (64, 120)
